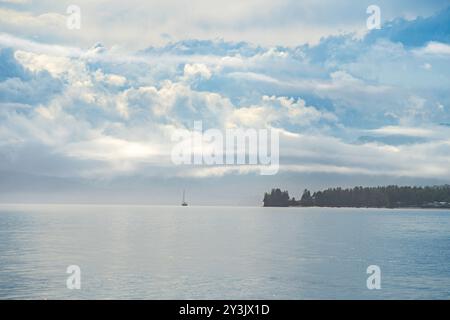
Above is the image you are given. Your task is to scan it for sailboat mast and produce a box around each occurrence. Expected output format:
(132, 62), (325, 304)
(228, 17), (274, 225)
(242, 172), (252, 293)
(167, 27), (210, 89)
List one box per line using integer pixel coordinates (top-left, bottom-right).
(182, 189), (188, 206)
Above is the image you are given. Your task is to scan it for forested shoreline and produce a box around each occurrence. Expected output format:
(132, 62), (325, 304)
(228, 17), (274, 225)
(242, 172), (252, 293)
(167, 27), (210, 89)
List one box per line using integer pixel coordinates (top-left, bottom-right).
(263, 186), (450, 208)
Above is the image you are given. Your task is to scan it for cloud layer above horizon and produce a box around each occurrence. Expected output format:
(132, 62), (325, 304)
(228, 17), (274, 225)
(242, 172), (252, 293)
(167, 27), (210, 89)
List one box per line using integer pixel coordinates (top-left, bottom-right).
(1, 2), (450, 192)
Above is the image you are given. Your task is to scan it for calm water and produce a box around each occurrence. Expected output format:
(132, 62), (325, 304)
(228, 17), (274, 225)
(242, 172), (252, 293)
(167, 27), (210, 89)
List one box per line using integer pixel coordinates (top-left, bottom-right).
(0, 204), (449, 300)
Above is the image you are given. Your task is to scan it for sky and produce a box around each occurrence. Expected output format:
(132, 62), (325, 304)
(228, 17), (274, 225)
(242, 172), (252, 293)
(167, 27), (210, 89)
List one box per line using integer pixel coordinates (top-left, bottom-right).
(0, 0), (450, 205)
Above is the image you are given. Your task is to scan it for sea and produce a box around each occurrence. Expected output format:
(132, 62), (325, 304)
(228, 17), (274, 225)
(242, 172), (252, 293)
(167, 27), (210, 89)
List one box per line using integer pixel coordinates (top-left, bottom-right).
(0, 204), (449, 299)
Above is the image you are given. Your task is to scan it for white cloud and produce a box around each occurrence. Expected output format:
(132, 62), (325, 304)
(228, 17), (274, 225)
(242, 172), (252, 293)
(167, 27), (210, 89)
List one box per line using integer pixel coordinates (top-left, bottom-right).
(183, 63), (212, 80)
(94, 69), (127, 86)
(1, 5), (450, 184)
(366, 126), (434, 137)
(416, 42), (450, 56)
(1, 0), (447, 50)
(14, 50), (77, 77)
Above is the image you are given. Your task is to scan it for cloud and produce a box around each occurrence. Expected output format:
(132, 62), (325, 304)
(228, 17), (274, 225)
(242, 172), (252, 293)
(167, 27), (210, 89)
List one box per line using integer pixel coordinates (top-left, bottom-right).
(183, 63), (212, 80)
(366, 126), (434, 137)
(0, 48), (63, 105)
(1, 1), (449, 50)
(0, 5), (450, 194)
(416, 41), (450, 56)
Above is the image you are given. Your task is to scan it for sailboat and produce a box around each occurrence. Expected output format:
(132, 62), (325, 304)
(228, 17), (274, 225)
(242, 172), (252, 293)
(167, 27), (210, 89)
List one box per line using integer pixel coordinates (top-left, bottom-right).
(181, 190), (188, 206)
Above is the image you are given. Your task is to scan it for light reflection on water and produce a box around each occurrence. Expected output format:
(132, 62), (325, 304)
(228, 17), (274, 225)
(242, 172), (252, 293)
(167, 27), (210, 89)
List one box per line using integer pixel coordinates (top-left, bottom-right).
(0, 204), (449, 299)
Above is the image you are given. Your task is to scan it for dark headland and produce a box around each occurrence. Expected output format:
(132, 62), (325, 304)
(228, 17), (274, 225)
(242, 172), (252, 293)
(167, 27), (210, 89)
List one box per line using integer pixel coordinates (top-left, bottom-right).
(263, 185), (450, 209)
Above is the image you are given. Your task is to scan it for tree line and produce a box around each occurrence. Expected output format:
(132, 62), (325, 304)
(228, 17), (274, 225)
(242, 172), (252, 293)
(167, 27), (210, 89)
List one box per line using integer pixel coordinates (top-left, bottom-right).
(263, 185), (450, 208)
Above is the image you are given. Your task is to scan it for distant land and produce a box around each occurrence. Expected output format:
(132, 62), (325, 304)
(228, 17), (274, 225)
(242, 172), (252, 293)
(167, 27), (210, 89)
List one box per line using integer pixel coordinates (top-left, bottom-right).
(263, 185), (450, 208)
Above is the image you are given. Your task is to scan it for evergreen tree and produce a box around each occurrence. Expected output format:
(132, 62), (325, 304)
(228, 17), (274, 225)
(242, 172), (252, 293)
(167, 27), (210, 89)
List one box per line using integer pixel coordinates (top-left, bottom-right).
(263, 185), (450, 208)
(263, 188), (290, 207)
(300, 189), (314, 206)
